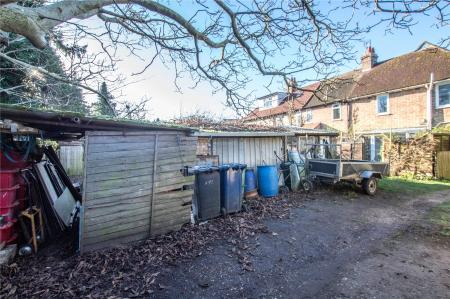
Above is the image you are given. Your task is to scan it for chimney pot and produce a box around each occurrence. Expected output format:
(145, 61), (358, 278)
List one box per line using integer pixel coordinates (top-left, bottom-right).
(361, 46), (378, 71)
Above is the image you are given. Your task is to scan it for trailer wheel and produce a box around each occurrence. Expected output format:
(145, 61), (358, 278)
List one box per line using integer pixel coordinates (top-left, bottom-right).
(301, 179), (314, 193)
(362, 177), (377, 195)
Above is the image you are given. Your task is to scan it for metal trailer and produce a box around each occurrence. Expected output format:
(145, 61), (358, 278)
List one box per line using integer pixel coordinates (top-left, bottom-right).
(305, 144), (389, 195)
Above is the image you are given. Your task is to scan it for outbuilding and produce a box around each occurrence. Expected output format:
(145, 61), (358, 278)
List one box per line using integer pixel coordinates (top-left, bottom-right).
(1, 106), (197, 252)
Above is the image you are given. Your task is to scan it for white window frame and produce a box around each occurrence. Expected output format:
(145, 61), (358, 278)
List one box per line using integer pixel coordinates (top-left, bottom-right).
(263, 97), (273, 108)
(376, 94), (389, 115)
(295, 112), (302, 126)
(305, 109), (313, 123)
(331, 103), (341, 120)
(435, 80), (450, 109)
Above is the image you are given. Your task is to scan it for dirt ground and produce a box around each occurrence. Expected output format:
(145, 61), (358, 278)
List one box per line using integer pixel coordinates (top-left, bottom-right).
(1, 187), (450, 298)
(154, 188), (450, 298)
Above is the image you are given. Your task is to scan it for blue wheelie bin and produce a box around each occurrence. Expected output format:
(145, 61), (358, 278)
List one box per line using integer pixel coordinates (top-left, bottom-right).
(219, 164), (242, 215)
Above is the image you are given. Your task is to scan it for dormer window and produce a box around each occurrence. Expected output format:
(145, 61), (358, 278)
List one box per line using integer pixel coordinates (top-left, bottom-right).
(263, 94), (280, 108)
(263, 99), (273, 108)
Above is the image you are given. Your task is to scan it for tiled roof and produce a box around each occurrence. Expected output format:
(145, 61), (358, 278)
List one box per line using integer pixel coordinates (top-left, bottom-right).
(245, 82), (320, 120)
(305, 46), (450, 108)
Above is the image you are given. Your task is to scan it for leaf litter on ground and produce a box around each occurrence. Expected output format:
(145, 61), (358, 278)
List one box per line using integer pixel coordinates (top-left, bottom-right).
(0, 192), (307, 298)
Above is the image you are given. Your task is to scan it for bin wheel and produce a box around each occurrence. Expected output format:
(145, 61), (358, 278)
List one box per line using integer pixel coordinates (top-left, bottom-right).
(221, 207), (227, 216)
(280, 186), (289, 195)
(362, 177), (377, 196)
(301, 179), (314, 193)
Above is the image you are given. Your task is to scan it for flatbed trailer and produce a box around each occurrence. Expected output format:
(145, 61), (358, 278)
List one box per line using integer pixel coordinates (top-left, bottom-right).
(304, 144), (389, 195)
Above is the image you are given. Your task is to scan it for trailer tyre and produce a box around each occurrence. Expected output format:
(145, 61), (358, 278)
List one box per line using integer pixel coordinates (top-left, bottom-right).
(362, 177), (377, 196)
(301, 179), (314, 193)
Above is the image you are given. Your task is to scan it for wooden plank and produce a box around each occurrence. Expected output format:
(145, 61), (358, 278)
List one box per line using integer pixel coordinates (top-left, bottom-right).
(88, 141), (155, 153)
(86, 155), (154, 168)
(86, 167), (193, 193)
(88, 135), (156, 144)
(153, 195), (192, 210)
(150, 133), (159, 235)
(157, 153), (196, 164)
(154, 175), (194, 189)
(84, 201), (150, 218)
(83, 225), (149, 246)
(85, 193), (151, 207)
(87, 184), (152, 200)
(82, 231), (149, 252)
(81, 134), (89, 253)
(85, 209), (150, 228)
(152, 205), (191, 218)
(84, 218), (150, 238)
(154, 189), (193, 200)
(152, 211), (190, 227)
(86, 161), (153, 175)
(87, 167), (154, 183)
(155, 181), (194, 193)
(153, 201), (191, 213)
(86, 175), (152, 193)
(87, 148), (154, 161)
(437, 151), (450, 179)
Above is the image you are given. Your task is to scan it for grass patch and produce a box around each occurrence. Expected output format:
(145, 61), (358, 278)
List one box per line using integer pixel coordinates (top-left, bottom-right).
(429, 200), (450, 236)
(379, 176), (450, 194)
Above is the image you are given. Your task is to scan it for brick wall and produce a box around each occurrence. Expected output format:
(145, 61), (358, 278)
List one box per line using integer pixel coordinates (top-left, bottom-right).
(197, 137), (210, 155)
(432, 84), (450, 126)
(306, 103), (349, 132)
(353, 87), (428, 133)
(308, 87), (430, 134)
(247, 84), (450, 133)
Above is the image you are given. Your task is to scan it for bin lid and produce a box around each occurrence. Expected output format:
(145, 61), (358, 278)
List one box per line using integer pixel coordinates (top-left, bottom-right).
(238, 164), (247, 169)
(219, 164), (230, 171)
(194, 166), (219, 173)
(229, 163), (241, 170)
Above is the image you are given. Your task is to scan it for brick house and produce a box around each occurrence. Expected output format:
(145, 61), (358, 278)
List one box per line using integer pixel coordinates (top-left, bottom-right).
(244, 80), (320, 127)
(245, 42), (450, 161)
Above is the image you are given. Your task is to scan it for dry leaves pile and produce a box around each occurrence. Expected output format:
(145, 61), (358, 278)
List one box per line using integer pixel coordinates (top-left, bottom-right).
(0, 193), (307, 298)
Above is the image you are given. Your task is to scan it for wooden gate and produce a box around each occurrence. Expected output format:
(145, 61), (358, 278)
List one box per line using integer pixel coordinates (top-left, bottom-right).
(436, 151), (450, 179)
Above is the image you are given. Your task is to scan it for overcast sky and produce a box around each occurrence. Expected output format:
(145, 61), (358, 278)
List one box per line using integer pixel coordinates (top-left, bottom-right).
(79, 1), (448, 121)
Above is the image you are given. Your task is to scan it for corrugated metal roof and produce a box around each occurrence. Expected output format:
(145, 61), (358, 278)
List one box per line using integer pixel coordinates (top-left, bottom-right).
(194, 131), (294, 137)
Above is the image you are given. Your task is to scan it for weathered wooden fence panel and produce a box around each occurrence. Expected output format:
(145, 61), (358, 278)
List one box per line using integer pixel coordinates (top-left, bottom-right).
(81, 131), (196, 252)
(436, 151), (450, 179)
(58, 141), (84, 177)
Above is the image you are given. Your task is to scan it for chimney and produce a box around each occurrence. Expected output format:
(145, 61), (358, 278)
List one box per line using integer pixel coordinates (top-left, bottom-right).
(360, 46), (378, 71)
(287, 77), (297, 94)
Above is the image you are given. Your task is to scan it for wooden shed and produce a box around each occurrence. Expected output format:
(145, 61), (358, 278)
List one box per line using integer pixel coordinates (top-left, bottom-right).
(0, 107), (197, 252)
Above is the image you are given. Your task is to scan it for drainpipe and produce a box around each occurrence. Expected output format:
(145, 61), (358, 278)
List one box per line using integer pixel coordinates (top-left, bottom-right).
(426, 73), (434, 130)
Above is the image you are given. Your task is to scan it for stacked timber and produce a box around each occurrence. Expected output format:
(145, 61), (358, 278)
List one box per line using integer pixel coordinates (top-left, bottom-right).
(81, 131), (196, 252)
(384, 133), (438, 178)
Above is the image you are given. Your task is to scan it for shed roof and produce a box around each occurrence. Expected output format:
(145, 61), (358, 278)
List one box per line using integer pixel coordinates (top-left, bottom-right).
(0, 105), (193, 138)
